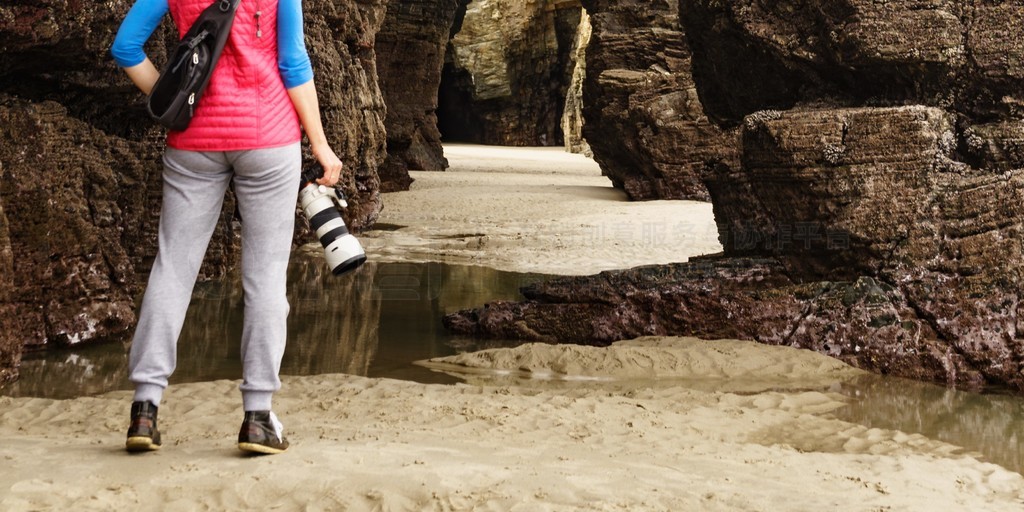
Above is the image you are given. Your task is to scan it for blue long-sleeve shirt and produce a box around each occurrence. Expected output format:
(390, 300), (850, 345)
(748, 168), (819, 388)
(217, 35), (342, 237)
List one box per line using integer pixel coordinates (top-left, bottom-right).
(111, 0), (313, 89)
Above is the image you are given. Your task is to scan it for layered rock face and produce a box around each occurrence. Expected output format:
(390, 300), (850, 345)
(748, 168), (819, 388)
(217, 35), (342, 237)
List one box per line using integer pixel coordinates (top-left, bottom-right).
(438, 0), (583, 146)
(579, 0), (1024, 201)
(0, 0), (388, 385)
(580, 0), (731, 201)
(446, 1), (1024, 392)
(0, 100), (160, 372)
(375, 0), (464, 192)
(302, 0), (388, 226)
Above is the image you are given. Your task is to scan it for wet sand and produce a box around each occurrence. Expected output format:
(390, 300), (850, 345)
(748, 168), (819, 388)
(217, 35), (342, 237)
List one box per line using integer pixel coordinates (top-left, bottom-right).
(1, 145), (1022, 510)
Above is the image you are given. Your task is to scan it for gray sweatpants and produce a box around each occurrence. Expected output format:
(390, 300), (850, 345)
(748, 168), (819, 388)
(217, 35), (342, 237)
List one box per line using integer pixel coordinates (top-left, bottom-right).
(129, 143), (300, 412)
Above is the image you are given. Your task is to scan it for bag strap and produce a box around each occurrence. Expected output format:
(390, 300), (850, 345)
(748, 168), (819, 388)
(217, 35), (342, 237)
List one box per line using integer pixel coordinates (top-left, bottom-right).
(146, 0), (241, 129)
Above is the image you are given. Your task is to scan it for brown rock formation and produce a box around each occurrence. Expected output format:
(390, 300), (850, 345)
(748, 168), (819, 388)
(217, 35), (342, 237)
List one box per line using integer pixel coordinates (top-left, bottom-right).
(445, 1), (1024, 393)
(0, 195), (16, 385)
(561, 9), (591, 155)
(447, 105), (1024, 390)
(711, 106), (952, 278)
(0, 0), (388, 385)
(302, 0), (389, 226)
(677, 1), (1024, 143)
(444, 259), (966, 386)
(580, 0), (732, 201)
(437, 0), (583, 146)
(579, 0), (1024, 201)
(375, 0), (464, 192)
(0, 98), (159, 386)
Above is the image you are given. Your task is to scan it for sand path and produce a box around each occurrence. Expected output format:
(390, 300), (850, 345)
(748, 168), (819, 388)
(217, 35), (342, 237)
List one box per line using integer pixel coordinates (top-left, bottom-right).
(361, 144), (721, 275)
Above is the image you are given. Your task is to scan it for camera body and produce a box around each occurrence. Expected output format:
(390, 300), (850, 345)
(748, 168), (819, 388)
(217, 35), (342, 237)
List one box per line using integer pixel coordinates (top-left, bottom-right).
(299, 179), (366, 276)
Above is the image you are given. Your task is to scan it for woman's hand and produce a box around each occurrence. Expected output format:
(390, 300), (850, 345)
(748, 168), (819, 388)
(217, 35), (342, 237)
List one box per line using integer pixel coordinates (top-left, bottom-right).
(313, 142), (343, 187)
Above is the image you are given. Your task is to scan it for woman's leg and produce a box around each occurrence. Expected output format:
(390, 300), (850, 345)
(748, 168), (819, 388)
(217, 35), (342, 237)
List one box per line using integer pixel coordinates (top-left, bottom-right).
(128, 148), (233, 407)
(228, 143), (301, 412)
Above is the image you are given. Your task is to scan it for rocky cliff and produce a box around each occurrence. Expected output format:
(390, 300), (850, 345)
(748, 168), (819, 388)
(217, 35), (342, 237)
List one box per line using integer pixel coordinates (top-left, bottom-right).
(302, 0), (388, 226)
(580, 0), (731, 201)
(579, 0), (1024, 201)
(438, 0), (583, 146)
(446, 0), (1024, 392)
(375, 0), (465, 192)
(0, 0), (388, 385)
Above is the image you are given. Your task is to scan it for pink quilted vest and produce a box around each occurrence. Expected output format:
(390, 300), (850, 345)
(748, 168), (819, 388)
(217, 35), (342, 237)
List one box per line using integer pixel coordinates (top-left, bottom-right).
(167, 0), (301, 151)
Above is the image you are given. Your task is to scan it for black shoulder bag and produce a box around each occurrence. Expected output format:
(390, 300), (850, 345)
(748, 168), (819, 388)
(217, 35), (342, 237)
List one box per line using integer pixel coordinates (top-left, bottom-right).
(147, 0), (241, 130)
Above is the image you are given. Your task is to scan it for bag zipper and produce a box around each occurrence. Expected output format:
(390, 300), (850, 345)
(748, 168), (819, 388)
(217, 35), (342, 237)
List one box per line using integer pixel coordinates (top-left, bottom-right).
(254, 0), (262, 39)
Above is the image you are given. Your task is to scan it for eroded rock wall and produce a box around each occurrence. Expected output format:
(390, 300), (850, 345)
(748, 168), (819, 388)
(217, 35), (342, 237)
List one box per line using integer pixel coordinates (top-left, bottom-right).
(375, 0), (464, 192)
(561, 9), (591, 155)
(580, 0), (732, 201)
(680, 0), (1024, 163)
(579, 0), (1024, 201)
(0, 196), (16, 384)
(438, 0), (583, 146)
(0, 0), (388, 385)
(446, 0), (1024, 392)
(0, 98), (161, 385)
(302, 0), (389, 226)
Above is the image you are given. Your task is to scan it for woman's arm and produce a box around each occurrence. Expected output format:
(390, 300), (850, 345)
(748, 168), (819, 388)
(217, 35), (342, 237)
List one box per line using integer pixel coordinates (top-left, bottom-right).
(123, 60), (161, 95)
(111, 0), (169, 95)
(288, 82), (344, 187)
(279, 0), (342, 186)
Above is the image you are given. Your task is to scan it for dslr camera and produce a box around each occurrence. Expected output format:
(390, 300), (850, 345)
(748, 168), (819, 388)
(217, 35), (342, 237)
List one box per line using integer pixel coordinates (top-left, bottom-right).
(299, 167), (366, 276)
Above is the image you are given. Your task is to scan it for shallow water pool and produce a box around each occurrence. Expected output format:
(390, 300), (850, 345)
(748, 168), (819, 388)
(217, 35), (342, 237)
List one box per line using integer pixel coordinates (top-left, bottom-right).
(1, 256), (1021, 474)
(0, 256), (546, 398)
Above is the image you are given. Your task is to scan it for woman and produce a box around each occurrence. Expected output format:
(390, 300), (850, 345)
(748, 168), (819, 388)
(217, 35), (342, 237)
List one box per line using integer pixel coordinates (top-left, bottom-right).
(111, 0), (340, 454)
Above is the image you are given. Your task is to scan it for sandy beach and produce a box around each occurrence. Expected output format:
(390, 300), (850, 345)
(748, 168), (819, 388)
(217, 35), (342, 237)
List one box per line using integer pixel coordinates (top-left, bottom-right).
(361, 144), (722, 275)
(1, 145), (1022, 511)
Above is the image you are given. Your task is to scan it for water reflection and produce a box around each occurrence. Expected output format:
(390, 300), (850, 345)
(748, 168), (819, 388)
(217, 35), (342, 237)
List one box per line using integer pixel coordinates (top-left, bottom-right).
(833, 374), (1023, 474)
(1, 256), (546, 399)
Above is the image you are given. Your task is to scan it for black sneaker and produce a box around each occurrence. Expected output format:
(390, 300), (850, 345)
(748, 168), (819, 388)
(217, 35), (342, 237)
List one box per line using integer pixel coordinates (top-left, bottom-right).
(238, 411), (289, 454)
(125, 401), (162, 452)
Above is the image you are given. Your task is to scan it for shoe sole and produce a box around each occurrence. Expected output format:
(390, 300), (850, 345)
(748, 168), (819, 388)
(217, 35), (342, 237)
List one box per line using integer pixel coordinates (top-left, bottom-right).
(125, 436), (161, 452)
(238, 442), (287, 455)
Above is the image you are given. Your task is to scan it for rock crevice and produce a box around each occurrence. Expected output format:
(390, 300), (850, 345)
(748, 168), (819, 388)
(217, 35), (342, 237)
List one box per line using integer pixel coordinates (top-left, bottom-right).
(375, 0), (466, 191)
(438, 0), (584, 146)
